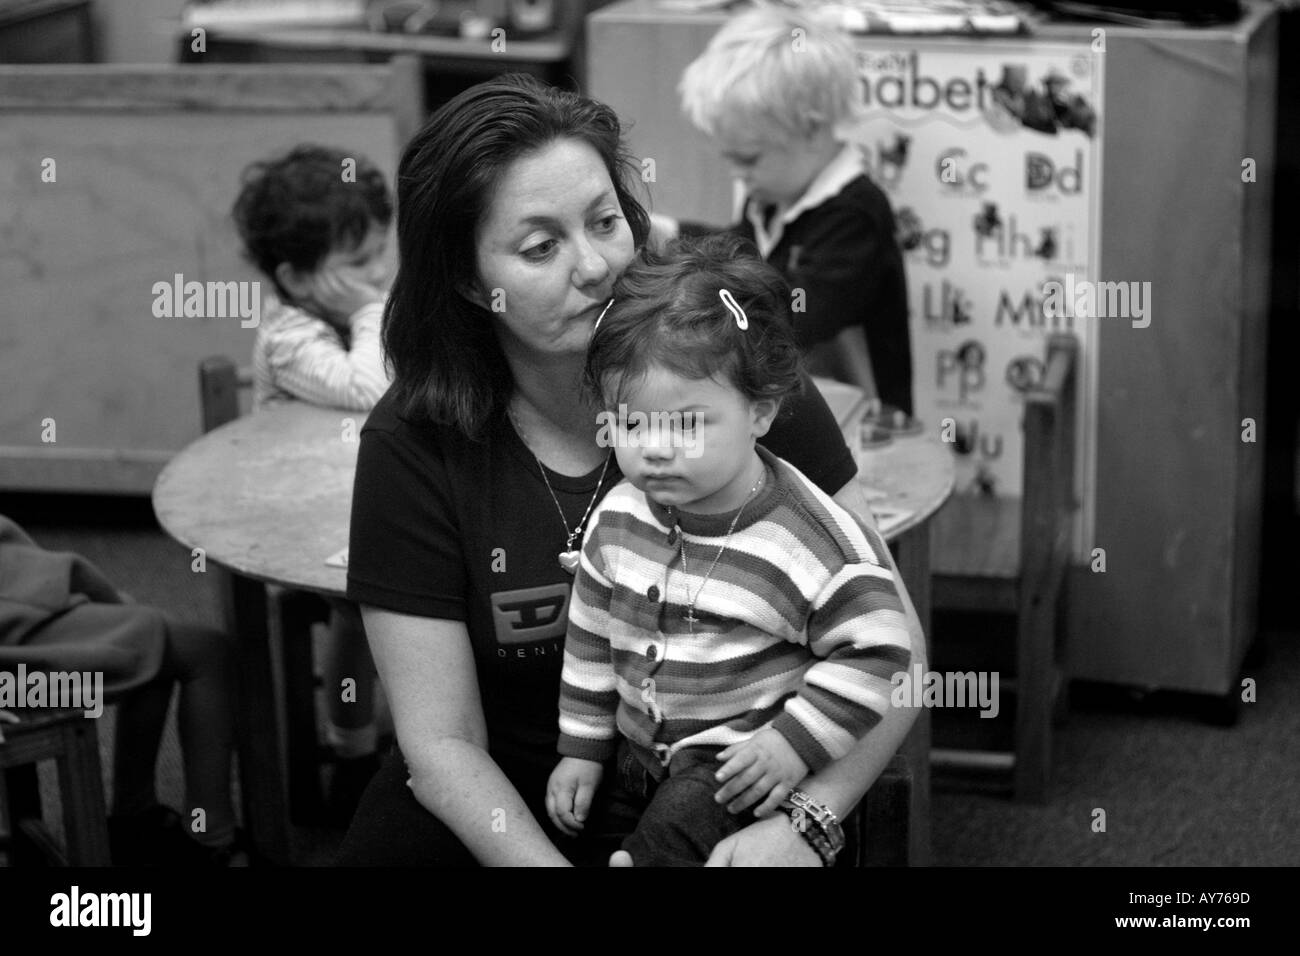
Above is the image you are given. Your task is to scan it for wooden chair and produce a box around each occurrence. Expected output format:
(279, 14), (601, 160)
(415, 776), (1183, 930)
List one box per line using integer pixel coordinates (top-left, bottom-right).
(930, 333), (1079, 803)
(0, 710), (111, 866)
(200, 356), (334, 826)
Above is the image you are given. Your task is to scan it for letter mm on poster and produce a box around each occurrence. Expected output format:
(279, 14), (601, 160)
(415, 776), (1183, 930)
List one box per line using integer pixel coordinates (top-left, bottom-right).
(843, 40), (1103, 558)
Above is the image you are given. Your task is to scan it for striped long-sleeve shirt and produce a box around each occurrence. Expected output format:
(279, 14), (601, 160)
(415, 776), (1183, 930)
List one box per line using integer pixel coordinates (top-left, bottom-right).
(251, 295), (390, 411)
(558, 445), (912, 773)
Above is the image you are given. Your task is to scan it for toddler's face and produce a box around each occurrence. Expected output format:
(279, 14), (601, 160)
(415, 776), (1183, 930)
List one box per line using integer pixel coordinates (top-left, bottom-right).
(604, 364), (776, 515)
(278, 219), (392, 325)
(315, 220), (392, 291)
(713, 121), (824, 209)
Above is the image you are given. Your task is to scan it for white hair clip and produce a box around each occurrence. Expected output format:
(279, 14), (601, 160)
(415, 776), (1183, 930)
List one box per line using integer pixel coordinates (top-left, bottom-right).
(593, 298), (615, 334)
(719, 289), (748, 330)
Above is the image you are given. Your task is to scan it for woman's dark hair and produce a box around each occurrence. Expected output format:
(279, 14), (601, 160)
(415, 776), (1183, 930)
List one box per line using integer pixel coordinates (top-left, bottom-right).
(585, 233), (804, 409)
(383, 74), (652, 438)
(231, 144), (392, 301)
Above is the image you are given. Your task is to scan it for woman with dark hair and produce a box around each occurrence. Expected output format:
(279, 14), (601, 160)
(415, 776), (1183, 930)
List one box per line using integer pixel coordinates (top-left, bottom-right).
(340, 74), (925, 866)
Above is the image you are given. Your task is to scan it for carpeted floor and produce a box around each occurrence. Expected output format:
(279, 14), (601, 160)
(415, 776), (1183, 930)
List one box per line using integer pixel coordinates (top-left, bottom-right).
(3, 493), (1297, 866)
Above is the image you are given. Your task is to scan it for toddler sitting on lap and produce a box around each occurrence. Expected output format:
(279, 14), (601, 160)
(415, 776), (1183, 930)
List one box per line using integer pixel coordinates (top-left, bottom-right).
(547, 236), (912, 866)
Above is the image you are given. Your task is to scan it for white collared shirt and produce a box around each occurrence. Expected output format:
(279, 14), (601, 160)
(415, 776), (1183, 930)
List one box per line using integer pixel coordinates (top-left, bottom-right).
(738, 144), (867, 260)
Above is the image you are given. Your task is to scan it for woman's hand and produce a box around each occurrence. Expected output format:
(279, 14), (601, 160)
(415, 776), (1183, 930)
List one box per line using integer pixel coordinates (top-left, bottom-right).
(705, 812), (822, 867)
(713, 728), (808, 817)
(545, 757), (604, 837)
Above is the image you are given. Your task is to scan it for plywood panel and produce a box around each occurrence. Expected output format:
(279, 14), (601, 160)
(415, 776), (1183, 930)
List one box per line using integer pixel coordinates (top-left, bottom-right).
(0, 114), (396, 461)
(0, 63), (419, 494)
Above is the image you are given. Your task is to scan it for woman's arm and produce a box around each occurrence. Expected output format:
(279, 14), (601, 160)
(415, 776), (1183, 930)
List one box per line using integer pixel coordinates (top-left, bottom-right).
(816, 476), (927, 815)
(362, 606), (571, 866)
(708, 630), (925, 866)
(707, 479), (927, 866)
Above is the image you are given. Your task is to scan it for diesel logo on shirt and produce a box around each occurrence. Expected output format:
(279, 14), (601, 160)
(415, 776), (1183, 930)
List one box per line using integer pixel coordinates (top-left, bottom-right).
(490, 583), (570, 660)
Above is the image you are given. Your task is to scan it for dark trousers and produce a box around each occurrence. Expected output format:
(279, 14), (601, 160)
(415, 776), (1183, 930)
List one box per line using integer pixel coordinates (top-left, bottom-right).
(616, 741), (754, 867)
(336, 740), (751, 867)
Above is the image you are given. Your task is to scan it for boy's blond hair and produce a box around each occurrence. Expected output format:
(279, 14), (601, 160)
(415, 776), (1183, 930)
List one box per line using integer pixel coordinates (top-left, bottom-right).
(679, 3), (863, 143)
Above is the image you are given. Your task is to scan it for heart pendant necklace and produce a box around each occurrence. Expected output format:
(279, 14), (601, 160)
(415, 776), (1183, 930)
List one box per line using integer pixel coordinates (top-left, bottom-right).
(508, 405), (612, 575)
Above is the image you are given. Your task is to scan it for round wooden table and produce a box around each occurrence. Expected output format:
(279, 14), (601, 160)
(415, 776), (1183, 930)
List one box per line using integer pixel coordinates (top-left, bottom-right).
(855, 434), (956, 538)
(153, 394), (955, 579)
(155, 403), (358, 597)
(152, 389), (954, 865)
(153, 402), (362, 864)
(813, 376), (955, 538)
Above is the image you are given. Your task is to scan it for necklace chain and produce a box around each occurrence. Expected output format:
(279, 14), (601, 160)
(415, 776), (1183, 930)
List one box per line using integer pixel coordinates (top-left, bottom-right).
(674, 467), (765, 632)
(507, 404), (612, 561)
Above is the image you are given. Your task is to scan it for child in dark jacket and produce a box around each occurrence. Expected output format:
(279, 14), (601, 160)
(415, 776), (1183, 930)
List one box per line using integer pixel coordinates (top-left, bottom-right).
(666, 3), (913, 415)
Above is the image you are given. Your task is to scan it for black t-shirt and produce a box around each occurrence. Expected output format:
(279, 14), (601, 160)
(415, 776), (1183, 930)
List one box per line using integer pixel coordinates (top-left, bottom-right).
(346, 375), (857, 778)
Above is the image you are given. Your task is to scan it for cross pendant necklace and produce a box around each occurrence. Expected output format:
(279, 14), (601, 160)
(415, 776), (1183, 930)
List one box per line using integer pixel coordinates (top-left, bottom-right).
(673, 469), (765, 633)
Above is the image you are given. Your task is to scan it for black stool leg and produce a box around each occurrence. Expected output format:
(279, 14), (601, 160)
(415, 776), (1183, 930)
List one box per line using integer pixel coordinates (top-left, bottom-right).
(3, 763), (46, 867)
(280, 591), (328, 825)
(56, 719), (111, 865)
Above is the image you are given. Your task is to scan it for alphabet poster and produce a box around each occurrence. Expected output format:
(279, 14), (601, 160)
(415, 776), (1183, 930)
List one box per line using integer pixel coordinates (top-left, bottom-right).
(841, 40), (1103, 555)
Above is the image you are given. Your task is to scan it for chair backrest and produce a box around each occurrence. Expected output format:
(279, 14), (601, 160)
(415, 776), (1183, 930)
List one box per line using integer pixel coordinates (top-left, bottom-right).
(1019, 333), (1080, 599)
(199, 357), (255, 434)
(0, 58), (423, 494)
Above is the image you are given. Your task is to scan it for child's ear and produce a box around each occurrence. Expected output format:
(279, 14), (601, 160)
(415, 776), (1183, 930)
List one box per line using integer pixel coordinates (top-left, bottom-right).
(804, 121), (839, 151)
(750, 397), (781, 438)
(275, 262), (312, 304)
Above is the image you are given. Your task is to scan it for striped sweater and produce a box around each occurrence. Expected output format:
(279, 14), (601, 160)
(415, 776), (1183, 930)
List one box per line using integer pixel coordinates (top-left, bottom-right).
(252, 294), (390, 411)
(558, 445), (912, 773)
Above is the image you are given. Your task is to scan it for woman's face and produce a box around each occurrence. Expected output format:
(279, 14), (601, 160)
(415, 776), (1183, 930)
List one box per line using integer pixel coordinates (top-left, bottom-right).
(470, 138), (635, 360)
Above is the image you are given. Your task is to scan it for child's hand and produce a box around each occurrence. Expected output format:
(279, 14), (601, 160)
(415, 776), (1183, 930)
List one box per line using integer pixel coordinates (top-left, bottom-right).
(546, 757), (604, 837)
(713, 728), (808, 817)
(306, 267), (384, 326)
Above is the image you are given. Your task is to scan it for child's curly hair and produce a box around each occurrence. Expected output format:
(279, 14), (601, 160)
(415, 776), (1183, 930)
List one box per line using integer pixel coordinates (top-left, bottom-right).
(231, 144), (392, 300)
(585, 233), (804, 409)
